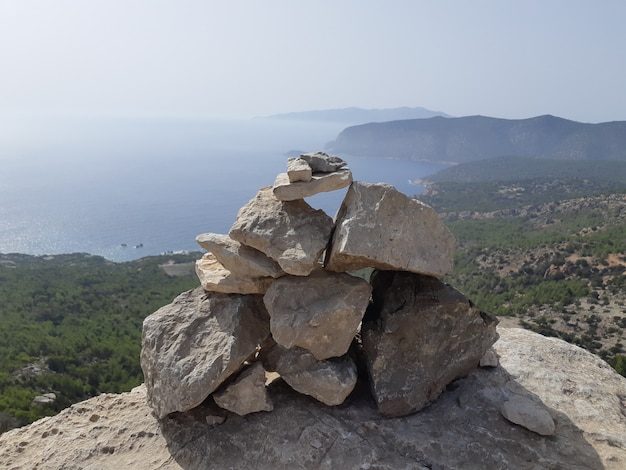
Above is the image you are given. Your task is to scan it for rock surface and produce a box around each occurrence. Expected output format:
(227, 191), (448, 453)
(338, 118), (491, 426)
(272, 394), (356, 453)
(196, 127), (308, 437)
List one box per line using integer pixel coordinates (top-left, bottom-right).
(362, 270), (499, 417)
(268, 346), (358, 406)
(140, 287), (270, 418)
(299, 151), (347, 172)
(272, 168), (352, 201)
(287, 157), (312, 182)
(500, 393), (556, 435)
(3, 328), (625, 469)
(213, 362), (273, 416)
(263, 269), (372, 360)
(229, 186), (334, 276)
(325, 181), (456, 276)
(195, 253), (274, 294)
(195, 232), (285, 279)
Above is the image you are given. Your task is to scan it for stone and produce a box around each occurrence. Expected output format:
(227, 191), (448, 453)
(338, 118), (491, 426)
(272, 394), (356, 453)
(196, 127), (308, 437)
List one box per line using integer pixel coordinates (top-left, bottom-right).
(299, 151), (347, 172)
(3, 329), (625, 469)
(500, 394), (556, 436)
(287, 157), (312, 182)
(140, 287), (270, 418)
(31, 393), (56, 406)
(213, 362), (273, 416)
(272, 169), (353, 201)
(325, 181), (456, 276)
(271, 346), (357, 406)
(229, 186), (334, 276)
(195, 232), (285, 279)
(479, 347), (500, 367)
(361, 270), (499, 417)
(263, 269), (372, 360)
(195, 253), (274, 294)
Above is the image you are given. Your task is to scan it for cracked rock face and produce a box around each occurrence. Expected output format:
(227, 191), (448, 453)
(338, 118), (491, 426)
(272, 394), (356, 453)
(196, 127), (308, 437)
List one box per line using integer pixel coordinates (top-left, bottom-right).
(263, 269), (372, 360)
(325, 181), (456, 276)
(140, 287), (270, 419)
(361, 270), (499, 417)
(229, 186), (333, 276)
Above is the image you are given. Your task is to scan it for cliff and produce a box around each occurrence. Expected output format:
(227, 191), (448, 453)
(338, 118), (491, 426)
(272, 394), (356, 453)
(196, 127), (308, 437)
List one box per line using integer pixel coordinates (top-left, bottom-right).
(1, 328), (625, 469)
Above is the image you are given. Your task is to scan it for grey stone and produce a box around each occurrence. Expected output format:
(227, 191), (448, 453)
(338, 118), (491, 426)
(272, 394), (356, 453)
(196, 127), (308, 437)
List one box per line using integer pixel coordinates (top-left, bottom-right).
(195, 253), (274, 294)
(140, 287), (270, 418)
(229, 186), (333, 276)
(213, 362), (273, 416)
(500, 394), (556, 436)
(195, 232), (285, 279)
(287, 157), (312, 183)
(272, 169), (353, 201)
(361, 271), (499, 417)
(263, 269), (371, 360)
(299, 151), (347, 172)
(271, 346), (357, 406)
(479, 347), (500, 367)
(325, 181), (456, 276)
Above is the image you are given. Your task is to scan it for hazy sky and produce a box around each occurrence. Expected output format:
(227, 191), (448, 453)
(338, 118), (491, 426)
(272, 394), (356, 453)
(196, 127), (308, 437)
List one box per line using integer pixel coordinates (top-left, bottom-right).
(1, 0), (625, 122)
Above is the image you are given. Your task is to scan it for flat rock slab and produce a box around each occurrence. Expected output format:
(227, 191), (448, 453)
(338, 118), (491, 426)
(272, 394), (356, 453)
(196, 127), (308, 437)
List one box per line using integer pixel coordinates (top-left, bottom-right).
(325, 181), (456, 276)
(263, 269), (371, 360)
(229, 186), (334, 276)
(213, 362), (273, 416)
(270, 346), (357, 406)
(500, 394), (556, 435)
(196, 232), (285, 279)
(272, 168), (352, 201)
(361, 270), (499, 417)
(140, 287), (270, 418)
(195, 253), (274, 295)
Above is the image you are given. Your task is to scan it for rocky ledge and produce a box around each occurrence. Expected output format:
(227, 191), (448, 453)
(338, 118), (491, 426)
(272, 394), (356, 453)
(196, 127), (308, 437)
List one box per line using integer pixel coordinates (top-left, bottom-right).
(1, 328), (625, 469)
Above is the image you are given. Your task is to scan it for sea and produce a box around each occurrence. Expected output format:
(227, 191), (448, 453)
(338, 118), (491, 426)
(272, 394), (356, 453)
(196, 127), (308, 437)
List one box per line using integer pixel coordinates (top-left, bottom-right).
(0, 117), (446, 262)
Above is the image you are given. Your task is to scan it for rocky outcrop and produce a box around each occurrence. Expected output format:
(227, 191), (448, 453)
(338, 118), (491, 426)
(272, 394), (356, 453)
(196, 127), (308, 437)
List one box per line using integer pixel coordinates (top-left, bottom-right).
(3, 328), (625, 470)
(325, 181), (456, 276)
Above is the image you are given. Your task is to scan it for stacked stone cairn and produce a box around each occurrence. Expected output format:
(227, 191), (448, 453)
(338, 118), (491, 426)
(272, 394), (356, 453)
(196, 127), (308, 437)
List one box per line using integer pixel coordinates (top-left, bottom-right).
(140, 151), (499, 421)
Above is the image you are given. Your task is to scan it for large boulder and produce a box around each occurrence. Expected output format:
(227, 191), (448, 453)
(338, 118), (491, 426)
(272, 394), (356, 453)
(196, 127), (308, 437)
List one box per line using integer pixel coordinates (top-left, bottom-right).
(140, 287), (270, 419)
(229, 187), (334, 276)
(263, 269), (372, 360)
(213, 362), (273, 416)
(325, 182), (456, 276)
(266, 345), (357, 406)
(272, 169), (352, 201)
(195, 253), (274, 294)
(195, 232), (285, 279)
(361, 270), (499, 417)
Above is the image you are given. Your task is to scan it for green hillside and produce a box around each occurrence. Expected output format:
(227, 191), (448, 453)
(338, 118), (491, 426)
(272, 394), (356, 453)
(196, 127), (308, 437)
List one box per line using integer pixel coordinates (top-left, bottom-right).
(0, 252), (200, 433)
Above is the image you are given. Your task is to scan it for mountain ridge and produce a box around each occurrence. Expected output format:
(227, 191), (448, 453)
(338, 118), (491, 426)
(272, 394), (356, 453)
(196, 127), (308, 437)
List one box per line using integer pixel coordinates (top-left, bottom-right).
(256, 106), (450, 123)
(327, 114), (626, 162)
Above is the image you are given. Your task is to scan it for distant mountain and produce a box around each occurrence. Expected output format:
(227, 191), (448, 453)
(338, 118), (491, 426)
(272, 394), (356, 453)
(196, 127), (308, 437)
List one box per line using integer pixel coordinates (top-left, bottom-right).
(257, 106), (450, 124)
(327, 115), (626, 163)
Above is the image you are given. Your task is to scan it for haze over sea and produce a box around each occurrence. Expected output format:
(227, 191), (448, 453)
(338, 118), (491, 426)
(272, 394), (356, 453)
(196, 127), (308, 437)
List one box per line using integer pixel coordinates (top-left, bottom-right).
(0, 117), (445, 262)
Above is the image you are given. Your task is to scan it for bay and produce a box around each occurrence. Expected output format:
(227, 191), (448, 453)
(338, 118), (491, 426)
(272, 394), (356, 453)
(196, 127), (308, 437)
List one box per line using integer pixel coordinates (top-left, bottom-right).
(0, 117), (445, 262)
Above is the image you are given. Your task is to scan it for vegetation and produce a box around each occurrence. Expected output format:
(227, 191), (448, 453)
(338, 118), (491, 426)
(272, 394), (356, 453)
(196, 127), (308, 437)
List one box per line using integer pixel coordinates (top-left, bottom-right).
(0, 252), (200, 432)
(419, 157), (626, 378)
